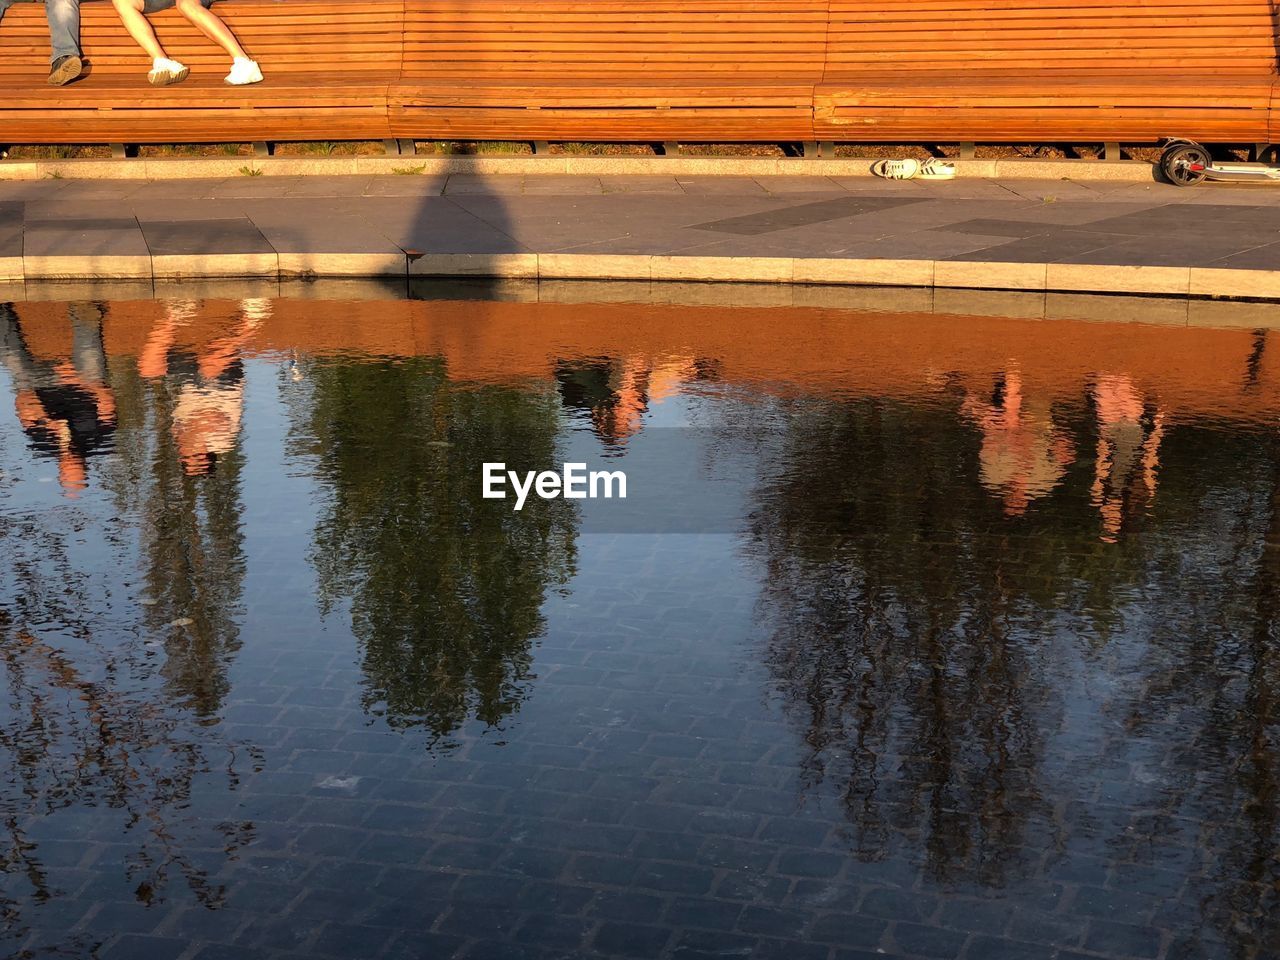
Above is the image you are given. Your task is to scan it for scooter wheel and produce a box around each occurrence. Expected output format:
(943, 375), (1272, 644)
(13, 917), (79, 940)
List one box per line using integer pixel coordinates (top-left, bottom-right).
(1160, 143), (1210, 187)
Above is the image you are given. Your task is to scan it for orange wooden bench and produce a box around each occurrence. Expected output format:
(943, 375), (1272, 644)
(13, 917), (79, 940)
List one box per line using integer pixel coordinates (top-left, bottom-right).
(815, 0), (1280, 145)
(0, 0), (1277, 148)
(387, 0), (828, 143)
(0, 0), (402, 144)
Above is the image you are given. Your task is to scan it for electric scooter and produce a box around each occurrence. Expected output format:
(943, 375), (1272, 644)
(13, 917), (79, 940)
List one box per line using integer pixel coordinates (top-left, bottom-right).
(1160, 139), (1280, 187)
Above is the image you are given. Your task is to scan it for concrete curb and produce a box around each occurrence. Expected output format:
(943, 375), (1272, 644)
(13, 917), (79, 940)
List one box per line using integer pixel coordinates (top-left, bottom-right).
(4, 251), (1279, 301)
(0, 155), (1160, 183)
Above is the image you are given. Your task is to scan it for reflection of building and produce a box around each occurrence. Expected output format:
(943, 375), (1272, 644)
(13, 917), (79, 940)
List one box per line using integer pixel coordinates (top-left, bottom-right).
(0, 303), (116, 497)
(962, 369), (1074, 517)
(1091, 374), (1164, 543)
(554, 355), (703, 446)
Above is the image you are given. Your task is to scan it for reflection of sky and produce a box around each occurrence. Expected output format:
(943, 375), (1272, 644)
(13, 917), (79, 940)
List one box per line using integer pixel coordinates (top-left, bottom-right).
(233, 358), (339, 672)
(560, 398), (774, 534)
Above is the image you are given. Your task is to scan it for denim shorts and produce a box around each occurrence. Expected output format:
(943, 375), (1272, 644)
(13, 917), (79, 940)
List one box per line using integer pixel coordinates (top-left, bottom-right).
(143, 0), (215, 11)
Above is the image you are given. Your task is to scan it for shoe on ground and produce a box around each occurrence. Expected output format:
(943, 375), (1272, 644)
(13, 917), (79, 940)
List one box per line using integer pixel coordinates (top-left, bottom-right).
(148, 58), (189, 86)
(872, 158), (921, 180)
(225, 59), (263, 85)
(48, 55), (84, 87)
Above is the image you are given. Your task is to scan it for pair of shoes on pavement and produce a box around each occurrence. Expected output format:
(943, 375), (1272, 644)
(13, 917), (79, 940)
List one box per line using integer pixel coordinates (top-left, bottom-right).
(148, 57), (263, 86)
(48, 55), (84, 86)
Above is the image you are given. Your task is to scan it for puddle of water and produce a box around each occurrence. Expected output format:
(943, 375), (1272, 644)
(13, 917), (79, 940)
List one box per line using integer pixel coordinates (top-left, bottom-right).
(1, 293), (1278, 960)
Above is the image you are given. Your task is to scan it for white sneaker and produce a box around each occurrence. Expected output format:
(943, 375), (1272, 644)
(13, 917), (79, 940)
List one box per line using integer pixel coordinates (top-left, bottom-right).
(871, 158), (921, 180)
(225, 59), (263, 86)
(148, 57), (189, 86)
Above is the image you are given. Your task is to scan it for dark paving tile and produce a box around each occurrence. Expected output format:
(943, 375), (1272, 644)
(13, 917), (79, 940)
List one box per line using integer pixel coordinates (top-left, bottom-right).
(0, 201), (22, 231)
(861, 888), (939, 923)
(962, 936), (1052, 960)
(754, 938), (831, 960)
(515, 914), (595, 951)
(946, 230), (1123, 263)
(139, 217), (275, 255)
(1057, 234), (1268, 267)
(191, 946), (276, 960)
(1206, 240), (1280, 270)
(1081, 202), (1280, 235)
(83, 901), (166, 935)
(939, 218), (1063, 238)
(810, 914), (889, 947)
(23, 217), (149, 256)
(689, 196), (927, 236)
(1082, 920), (1164, 958)
(460, 941), (559, 960)
(664, 896), (743, 932)
(98, 934), (189, 960)
(381, 932), (469, 960)
(736, 905), (809, 939)
(670, 928), (760, 959)
(592, 920), (672, 955)
(588, 890), (667, 923)
(776, 848), (846, 878)
(310, 921), (394, 959)
(891, 921), (971, 958)
(633, 861), (716, 896)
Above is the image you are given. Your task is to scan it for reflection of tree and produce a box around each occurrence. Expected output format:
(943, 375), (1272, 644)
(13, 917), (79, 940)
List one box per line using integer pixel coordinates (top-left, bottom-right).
(293, 357), (576, 744)
(1108, 433), (1280, 959)
(0, 510), (257, 958)
(750, 396), (1063, 884)
(751, 391), (1280, 951)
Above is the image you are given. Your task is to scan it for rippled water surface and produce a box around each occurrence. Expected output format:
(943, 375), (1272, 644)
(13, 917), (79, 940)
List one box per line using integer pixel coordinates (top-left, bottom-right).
(2, 291), (1279, 960)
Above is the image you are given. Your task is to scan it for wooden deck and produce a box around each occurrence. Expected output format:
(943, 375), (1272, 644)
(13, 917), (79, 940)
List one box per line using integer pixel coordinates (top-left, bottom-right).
(0, 0), (1276, 145)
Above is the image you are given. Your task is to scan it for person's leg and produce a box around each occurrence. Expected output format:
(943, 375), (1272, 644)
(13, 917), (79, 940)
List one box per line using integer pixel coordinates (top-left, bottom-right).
(112, 0), (167, 61)
(0, 0), (84, 84)
(45, 0), (82, 63)
(174, 0), (262, 83)
(175, 0), (246, 59)
(112, 0), (189, 84)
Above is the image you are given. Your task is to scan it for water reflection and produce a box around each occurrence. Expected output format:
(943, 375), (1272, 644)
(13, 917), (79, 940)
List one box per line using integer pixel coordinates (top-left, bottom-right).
(555, 356), (710, 448)
(1, 303), (116, 497)
(1090, 374), (1164, 543)
(749, 392), (1280, 954)
(750, 395), (1056, 884)
(138, 298), (264, 478)
(0, 293), (1277, 959)
(961, 369), (1075, 516)
(290, 355), (577, 744)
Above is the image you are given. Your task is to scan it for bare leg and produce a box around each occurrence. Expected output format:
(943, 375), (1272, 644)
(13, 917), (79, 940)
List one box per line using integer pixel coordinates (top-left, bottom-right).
(176, 0), (248, 60)
(111, 0), (167, 61)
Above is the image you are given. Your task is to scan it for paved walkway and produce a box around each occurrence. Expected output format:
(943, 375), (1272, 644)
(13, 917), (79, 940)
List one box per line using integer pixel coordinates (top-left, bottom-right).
(1, 173), (1278, 297)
